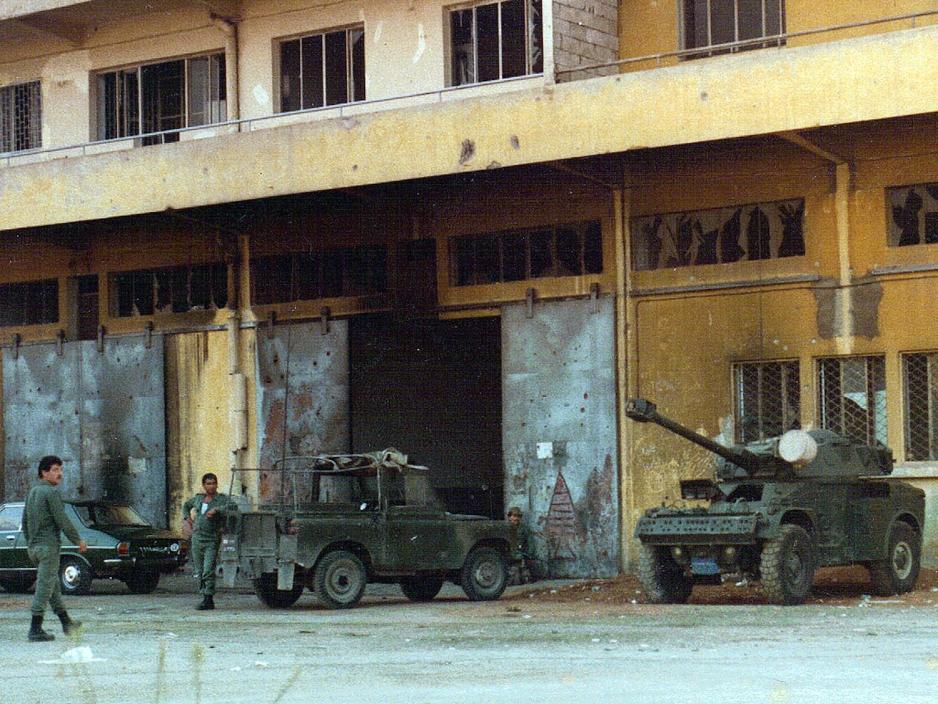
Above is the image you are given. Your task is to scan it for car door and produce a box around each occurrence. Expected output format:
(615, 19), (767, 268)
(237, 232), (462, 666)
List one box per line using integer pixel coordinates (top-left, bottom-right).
(383, 470), (456, 571)
(0, 504), (26, 573)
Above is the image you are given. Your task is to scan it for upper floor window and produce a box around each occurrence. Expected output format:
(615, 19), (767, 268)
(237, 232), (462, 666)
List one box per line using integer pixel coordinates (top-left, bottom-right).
(96, 53), (226, 144)
(0, 278), (58, 327)
(279, 27), (365, 112)
(683, 0), (785, 56)
(0, 81), (41, 154)
(449, 0), (543, 86)
(733, 360), (800, 442)
(631, 198), (804, 271)
(110, 263), (228, 317)
(818, 355), (886, 446)
(251, 247), (388, 305)
(452, 220), (602, 286)
(888, 182), (938, 247)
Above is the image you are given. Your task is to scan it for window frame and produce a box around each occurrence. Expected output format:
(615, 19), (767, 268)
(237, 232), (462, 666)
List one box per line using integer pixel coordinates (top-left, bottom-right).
(816, 355), (887, 447)
(275, 24), (366, 113)
(0, 80), (42, 155)
(680, 0), (786, 56)
(901, 351), (938, 461)
(0, 278), (59, 328)
(732, 359), (801, 443)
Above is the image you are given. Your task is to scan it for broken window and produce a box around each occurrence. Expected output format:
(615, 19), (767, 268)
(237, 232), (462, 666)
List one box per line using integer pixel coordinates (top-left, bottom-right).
(452, 220), (602, 286)
(250, 246), (388, 305)
(733, 360), (800, 442)
(903, 352), (938, 460)
(279, 26), (365, 112)
(818, 356), (886, 446)
(110, 263), (228, 317)
(0, 279), (58, 327)
(0, 81), (41, 154)
(631, 198), (804, 271)
(96, 53), (226, 143)
(449, 0), (543, 86)
(888, 182), (938, 247)
(683, 0), (785, 56)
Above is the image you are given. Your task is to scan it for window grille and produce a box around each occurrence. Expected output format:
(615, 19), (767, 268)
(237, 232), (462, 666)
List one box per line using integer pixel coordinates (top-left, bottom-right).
(251, 246), (388, 305)
(0, 81), (41, 154)
(887, 182), (938, 247)
(683, 0), (786, 55)
(733, 360), (800, 442)
(449, 0), (543, 86)
(110, 263), (228, 317)
(903, 352), (938, 460)
(817, 356), (887, 446)
(279, 27), (365, 112)
(0, 279), (58, 327)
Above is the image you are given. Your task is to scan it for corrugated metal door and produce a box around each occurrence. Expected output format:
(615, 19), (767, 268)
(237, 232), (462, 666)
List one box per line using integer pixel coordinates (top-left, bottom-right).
(502, 298), (620, 578)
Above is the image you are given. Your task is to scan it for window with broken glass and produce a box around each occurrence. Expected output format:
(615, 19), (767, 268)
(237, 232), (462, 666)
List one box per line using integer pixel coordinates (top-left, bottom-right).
(452, 220), (602, 286)
(251, 247), (388, 305)
(449, 0), (543, 86)
(96, 53), (226, 144)
(0, 81), (41, 154)
(817, 356), (886, 446)
(733, 360), (800, 442)
(902, 352), (938, 461)
(279, 27), (365, 112)
(110, 263), (228, 317)
(0, 279), (58, 327)
(887, 182), (938, 247)
(682, 0), (785, 56)
(630, 198), (804, 271)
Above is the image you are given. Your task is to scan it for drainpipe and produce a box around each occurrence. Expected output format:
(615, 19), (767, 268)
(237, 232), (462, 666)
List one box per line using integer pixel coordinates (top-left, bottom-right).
(227, 247), (247, 497)
(212, 14), (240, 123)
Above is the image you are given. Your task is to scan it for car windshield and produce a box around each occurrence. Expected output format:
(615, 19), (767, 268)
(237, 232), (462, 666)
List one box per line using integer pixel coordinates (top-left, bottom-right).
(75, 505), (150, 527)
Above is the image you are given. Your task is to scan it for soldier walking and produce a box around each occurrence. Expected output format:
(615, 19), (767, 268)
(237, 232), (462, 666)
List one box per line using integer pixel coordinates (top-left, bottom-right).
(23, 455), (87, 642)
(182, 473), (238, 610)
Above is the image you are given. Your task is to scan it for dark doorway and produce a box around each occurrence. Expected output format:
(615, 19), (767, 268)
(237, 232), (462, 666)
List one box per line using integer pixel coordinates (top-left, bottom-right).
(75, 275), (99, 341)
(349, 314), (502, 518)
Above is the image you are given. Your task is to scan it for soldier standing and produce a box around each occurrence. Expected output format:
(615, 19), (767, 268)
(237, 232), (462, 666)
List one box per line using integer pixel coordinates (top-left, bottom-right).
(507, 506), (536, 584)
(23, 455), (88, 642)
(182, 473), (238, 610)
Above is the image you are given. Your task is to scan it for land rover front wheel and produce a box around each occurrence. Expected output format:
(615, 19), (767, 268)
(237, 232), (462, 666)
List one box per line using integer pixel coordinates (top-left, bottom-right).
(868, 521), (921, 596)
(253, 573), (304, 608)
(314, 550), (367, 609)
(460, 547), (508, 601)
(760, 524), (815, 605)
(637, 544), (693, 604)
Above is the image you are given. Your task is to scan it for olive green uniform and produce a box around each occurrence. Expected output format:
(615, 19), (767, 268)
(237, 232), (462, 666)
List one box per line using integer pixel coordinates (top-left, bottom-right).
(182, 493), (237, 597)
(23, 480), (83, 617)
(509, 522), (537, 583)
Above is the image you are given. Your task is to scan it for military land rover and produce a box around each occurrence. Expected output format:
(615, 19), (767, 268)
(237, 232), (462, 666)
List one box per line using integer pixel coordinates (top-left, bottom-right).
(219, 450), (512, 609)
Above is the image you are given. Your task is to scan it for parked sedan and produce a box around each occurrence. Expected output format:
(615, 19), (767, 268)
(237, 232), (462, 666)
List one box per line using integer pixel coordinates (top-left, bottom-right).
(0, 500), (187, 595)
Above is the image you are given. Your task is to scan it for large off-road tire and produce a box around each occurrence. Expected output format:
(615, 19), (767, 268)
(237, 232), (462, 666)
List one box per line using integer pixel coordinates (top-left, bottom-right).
(637, 544), (693, 604)
(460, 547), (508, 601)
(314, 550), (367, 609)
(125, 569), (160, 594)
(760, 524), (815, 605)
(400, 576), (444, 602)
(0, 574), (35, 593)
(59, 557), (93, 595)
(253, 573), (304, 608)
(868, 521), (921, 596)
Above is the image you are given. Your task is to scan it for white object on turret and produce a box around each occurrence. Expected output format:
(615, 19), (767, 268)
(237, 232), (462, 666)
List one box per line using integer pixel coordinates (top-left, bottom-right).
(778, 430), (818, 466)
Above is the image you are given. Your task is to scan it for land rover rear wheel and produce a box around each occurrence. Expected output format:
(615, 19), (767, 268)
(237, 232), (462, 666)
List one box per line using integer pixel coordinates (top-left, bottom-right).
(460, 547), (508, 601)
(400, 576), (444, 602)
(868, 521), (921, 596)
(314, 550), (367, 609)
(760, 524), (815, 605)
(253, 572), (304, 608)
(637, 544), (693, 604)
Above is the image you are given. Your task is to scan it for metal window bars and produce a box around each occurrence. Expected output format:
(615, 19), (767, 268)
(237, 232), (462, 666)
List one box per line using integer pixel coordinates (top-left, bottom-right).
(903, 352), (938, 461)
(0, 81), (41, 154)
(818, 356), (887, 446)
(733, 360), (800, 442)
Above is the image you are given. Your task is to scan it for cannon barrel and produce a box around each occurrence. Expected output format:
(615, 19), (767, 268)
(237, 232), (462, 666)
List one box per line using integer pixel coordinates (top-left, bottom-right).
(626, 398), (765, 474)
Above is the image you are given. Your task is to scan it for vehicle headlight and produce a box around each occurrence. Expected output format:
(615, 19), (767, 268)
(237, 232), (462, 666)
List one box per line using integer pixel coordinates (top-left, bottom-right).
(170, 543), (179, 553)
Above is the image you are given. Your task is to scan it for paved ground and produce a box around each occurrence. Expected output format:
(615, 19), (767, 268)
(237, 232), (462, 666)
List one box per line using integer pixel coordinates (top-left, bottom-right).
(1, 574), (936, 704)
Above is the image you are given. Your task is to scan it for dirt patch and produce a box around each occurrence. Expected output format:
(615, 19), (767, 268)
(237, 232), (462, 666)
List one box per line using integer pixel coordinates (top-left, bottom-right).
(511, 567), (938, 607)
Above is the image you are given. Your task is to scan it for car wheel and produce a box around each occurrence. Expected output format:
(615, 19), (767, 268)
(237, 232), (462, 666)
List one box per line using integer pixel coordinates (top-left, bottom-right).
(868, 522), (921, 596)
(760, 524), (815, 605)
(253, 573), (304, 608)
(637, 544), (693, 604)
(0, 574), (36, 593)
(460, 546), (508, 601)
(400, 576), (444, 602)
(59, 557), (93, 596)
(314, 550), (367, 609)
(125, 569), (161, 595)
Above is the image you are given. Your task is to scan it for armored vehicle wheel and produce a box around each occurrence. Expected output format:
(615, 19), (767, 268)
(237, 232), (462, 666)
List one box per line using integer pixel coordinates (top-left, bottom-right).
(125, 569), (160, 594)
(637, 544), (693, 604)
(400, 576), (444, 601)
(868, 522), (921, 596)
(760, 524), (815, 605)
(59, 557), (93, 595)
(0, 575), (35, 593)
(460, 547), (508, 601)
(253, 573), (304, 608)
(314, 550), (367, 609)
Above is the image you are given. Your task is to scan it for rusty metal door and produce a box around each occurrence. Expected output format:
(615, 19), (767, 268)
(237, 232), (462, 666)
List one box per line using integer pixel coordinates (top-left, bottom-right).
(502, 297), (620, 578)
(255, 321), (349, 479)
(3, 337), (167, 526)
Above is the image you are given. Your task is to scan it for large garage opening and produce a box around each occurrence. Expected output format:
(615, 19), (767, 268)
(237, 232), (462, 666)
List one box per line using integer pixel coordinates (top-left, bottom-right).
(349, 314), (503, 518)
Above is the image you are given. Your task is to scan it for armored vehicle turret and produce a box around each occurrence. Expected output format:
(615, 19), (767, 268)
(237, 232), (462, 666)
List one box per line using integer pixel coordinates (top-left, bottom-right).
(627, 398), (925, 605)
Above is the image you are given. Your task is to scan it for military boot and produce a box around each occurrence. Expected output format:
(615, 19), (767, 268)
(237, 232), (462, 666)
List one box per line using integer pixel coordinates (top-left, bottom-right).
(196, 595), (215, 610)
(56, 611), (82, 636)
(28, 615), (55, 642)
